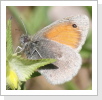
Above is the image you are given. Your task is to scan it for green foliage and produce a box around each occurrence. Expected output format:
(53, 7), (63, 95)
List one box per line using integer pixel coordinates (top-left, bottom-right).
(9, 54), (56, 82)
(6, 18), (13, 58)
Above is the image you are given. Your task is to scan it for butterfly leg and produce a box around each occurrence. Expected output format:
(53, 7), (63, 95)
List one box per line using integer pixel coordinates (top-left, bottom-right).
(30, 48), (43, 59)
(35, 48), (43, 58)
(14, 46), (24, 53)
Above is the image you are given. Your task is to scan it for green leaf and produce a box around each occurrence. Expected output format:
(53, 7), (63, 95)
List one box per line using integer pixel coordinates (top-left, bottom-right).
(9, 54), (56, 81)
(6, 18), (13, 58)
(6, 54), (56, 90)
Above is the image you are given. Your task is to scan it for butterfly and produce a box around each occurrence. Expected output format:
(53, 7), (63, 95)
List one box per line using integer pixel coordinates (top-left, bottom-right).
(16, 15), (89, 84)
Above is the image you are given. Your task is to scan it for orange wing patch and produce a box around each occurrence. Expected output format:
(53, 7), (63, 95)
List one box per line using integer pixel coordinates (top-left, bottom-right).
(44, 23), (81, 48)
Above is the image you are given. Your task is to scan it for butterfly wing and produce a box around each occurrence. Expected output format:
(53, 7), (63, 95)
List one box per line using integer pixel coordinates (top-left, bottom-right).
(29, 39), (82, 84)
(33, 15), (89, 52)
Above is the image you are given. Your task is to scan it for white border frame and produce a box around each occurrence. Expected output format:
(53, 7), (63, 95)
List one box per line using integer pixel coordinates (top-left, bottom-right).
(1, 1), (97, 95)
(0, 96), (4, 100)
(98, 0), (102, 4)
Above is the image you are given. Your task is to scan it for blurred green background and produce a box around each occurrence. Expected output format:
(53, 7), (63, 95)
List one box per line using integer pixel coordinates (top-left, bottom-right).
(6, 6), (92, 90)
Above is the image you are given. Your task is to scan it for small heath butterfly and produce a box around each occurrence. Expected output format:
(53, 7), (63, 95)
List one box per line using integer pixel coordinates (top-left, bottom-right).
(18, 15), (89, 84)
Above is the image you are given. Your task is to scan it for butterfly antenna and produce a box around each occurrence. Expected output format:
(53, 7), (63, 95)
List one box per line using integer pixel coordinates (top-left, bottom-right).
(19, 17), (28, 35)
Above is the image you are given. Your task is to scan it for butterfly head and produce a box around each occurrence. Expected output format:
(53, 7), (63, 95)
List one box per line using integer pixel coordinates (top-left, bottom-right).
(20, 34), (31, 46)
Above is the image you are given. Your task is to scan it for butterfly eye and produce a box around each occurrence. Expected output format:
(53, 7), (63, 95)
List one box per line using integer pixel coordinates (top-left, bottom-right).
(24, 36), (30, 43)
(72, 24), (77, 28)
